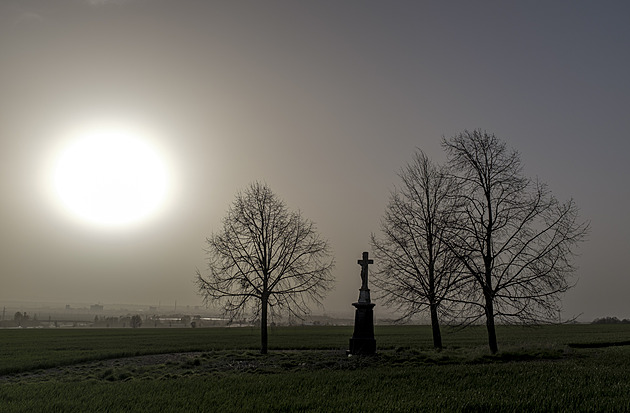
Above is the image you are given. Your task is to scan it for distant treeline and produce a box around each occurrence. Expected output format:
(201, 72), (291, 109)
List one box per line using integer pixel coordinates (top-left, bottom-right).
(592, 316), (630, 324)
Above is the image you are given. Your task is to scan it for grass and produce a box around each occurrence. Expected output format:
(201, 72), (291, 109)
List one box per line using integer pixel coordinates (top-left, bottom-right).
(0, 328), (263, 375)
(1, 324), (630, 412)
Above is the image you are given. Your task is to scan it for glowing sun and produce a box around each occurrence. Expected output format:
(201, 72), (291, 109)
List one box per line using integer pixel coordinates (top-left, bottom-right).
(51, 123), (170, 228)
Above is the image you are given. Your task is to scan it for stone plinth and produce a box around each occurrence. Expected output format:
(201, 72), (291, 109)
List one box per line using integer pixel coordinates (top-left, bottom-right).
(349, 293), (376, 355)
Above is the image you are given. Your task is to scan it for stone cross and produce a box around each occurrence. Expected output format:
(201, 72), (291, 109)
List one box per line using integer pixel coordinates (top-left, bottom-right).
(350, 251), (377, 355)
(357, 251), (373, 290)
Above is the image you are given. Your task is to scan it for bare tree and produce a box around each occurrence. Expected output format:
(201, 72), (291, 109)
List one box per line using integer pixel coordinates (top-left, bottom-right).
(130, 315), (142, 329)
(196, 182), (334, 354)
(371, 151), (464, 349)
(442, 130), (589, 353)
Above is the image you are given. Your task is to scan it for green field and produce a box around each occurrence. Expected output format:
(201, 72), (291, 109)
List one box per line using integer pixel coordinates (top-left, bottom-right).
(1, 324), (630, 412)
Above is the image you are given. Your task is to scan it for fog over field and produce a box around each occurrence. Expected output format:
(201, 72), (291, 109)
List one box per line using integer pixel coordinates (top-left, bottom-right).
(1, 1), (629, 322)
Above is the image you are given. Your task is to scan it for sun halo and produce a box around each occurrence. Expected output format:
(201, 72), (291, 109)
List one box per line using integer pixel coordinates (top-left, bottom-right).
(49, 122), (171, 229)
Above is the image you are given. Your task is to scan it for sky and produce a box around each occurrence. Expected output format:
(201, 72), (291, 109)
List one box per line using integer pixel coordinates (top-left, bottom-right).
(1, 0), (629, 322)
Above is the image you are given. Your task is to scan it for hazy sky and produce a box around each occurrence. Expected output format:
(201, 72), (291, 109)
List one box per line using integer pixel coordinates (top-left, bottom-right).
(1, 1), (628, 321)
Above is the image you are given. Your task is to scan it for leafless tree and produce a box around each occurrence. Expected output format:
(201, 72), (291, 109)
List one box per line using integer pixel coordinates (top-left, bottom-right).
(196, 182), (334, 354)
(442, 130), (589, 353)
(130, 315), (142, 329)
(371, 151), (465, 349)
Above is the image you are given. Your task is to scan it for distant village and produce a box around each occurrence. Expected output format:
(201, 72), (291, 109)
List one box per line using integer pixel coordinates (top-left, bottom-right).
(0, 302), (355, 329)
(1, 301), (624, 329)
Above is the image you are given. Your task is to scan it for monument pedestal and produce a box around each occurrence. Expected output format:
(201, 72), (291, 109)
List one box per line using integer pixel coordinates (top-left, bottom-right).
(348, 294), (376, 355)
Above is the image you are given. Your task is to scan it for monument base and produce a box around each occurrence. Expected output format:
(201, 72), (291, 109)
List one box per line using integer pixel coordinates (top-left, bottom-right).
(348, 301), (376, 355)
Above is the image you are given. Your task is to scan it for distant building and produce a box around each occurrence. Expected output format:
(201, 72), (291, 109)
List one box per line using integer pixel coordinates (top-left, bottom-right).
(90, 304), (104, 312)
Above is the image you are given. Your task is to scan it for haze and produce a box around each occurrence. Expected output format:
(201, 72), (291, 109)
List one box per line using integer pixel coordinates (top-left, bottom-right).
(1, 1), (628, 322)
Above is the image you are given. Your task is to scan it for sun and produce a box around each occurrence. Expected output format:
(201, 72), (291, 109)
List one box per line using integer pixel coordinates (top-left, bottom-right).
(51, 122), (170, 228)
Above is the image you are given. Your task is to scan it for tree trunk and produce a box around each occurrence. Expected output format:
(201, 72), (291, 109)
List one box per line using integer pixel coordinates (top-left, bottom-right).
(260, 294), (268, 354)
(484, 291), (498, 354)
(429, 302), (443, 350)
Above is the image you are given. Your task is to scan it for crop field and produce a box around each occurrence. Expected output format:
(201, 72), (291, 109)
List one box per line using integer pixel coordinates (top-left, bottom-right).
(1, 324), (630, 412)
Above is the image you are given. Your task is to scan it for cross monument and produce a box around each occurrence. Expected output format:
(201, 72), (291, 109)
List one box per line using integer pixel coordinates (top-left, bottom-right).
(357, 251), (373, 303)
(348, 251), (377, 355)
(358, 251), (373, 290)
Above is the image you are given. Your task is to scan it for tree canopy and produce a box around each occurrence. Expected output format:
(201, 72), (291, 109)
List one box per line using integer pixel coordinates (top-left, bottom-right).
(196, 182), (334, 353)
(442, 130), (589, 353)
